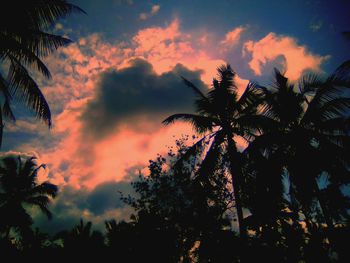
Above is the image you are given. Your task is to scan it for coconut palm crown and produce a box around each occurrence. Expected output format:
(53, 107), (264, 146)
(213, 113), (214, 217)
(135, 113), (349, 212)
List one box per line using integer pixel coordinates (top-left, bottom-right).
(163, 65), (272, 237)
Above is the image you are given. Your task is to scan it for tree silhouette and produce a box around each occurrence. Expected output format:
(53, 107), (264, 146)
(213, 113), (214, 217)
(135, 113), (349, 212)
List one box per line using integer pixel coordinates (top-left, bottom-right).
(123, 136), (235, 262)
(105, 219), (137, 257)
(0, 0), (85, 146)
(247, 66), (350, 247)
(56, 219), (105, 252)
(0, 155), (57, 241)
(163, 65), (270, 238)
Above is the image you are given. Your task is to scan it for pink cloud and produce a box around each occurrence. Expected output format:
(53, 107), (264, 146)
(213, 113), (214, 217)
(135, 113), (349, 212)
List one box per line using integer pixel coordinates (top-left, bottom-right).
(243, 32), (329, 81)
(221, 26), (246, 47)
(139, 4), (160, 20)
(13, 20), (301, 190)
(131, 19), (228, 84)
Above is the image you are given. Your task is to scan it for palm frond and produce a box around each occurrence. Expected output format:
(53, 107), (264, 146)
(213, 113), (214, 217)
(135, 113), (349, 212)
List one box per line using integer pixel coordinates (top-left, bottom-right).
(173, 136), (208, 170)
(197, 131), (225, 178)
(333, 59), (350, 77)
(244, 131), (285, 156)
(163, 113), (216, 134)
(304, 97), (350, 124)
(1, 36), (52, 78)
(30, 182), (58, 198)
(181, 76), (208, 100)
(315, 117), (350, 135)
(20, 157), (37, 178)
(235, 114), (281, 137)
(311, 75), (350, 107)
(22, 0), (86, 30)
(7, 56), (52, 127)
(0, 73), (15, 122)
(2, 100), (15, 122)
(317, 97), (350, 120)
(298, 73), (324, 95)
(273, 68), (288, 91)
(26, 196), (53, 219)
(237, 81), (263, 108)
(217, 64), (236, 91)
(0, 74), (14, 147)
(22, 31), (72, 57)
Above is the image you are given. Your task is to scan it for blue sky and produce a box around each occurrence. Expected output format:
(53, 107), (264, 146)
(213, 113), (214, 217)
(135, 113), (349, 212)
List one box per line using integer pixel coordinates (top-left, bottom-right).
(65, 0), (349, 70)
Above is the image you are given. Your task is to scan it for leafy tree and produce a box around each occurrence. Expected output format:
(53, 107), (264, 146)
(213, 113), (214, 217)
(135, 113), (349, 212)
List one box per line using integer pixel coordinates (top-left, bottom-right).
(0, 0), (84, 146)
(123, 136), (236, 262)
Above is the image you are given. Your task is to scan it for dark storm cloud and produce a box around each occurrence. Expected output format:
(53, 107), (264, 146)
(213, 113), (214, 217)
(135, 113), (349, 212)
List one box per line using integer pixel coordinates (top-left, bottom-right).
(57, 181), (134, 216)
(33, 180), (136, 233)
(87, 181), (133, 215)
(81, 58), (207, 138)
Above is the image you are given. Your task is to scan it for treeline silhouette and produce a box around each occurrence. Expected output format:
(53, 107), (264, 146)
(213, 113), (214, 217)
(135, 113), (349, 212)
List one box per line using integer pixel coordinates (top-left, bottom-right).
(0, 62), (350, 262)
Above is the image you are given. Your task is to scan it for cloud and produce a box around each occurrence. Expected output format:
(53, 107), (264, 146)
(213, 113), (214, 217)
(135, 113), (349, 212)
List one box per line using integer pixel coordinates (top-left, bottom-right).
(32, 180), (136, 233)
(139, 4), (160, 20)
(131, 19), (226, 84)
(221, 26), (246, 47)
(8, 19), (252, 190)
(243, 32), (329, 81)
(151, 5), (160, 15)
(5, 17), (332, 233)
(86, 181), (133, 215)
(81, 58), (205, 139)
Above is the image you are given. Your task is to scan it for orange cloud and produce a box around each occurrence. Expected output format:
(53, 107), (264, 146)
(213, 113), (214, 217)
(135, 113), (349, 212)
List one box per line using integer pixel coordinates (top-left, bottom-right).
(131, 19), (228, 85)
(139, 4), (160, 20)
(243, 32), (329, 81)
(221, 26), (246, 47)
(13, 19), (287, 190)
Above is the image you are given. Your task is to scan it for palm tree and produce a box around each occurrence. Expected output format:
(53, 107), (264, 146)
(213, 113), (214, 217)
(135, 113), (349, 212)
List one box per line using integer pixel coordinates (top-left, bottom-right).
(58, 219), (105, 251)
(248, 66), (350, 234)
(0, 0), (85, 146)
(0, 155), (58, 239)
(163, 65), (271, 238)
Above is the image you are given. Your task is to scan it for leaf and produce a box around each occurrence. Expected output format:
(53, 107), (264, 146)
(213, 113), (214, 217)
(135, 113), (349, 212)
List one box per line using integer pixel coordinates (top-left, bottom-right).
(162, 113), (217, 134)
(181, 76), (208, 100)
(7, 55), (52, 127)
(1, 34), (52, 78)
(0, 73), (15, 122)
(198, 131), (225, 178)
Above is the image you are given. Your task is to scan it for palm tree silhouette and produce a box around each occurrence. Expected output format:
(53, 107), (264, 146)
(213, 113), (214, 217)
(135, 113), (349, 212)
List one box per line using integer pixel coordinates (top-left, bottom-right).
(163, 65), (269, 238)
(248, 67), (350, 235)
(0, 0), (84, 146)
(0, 155), (58, 240)
(57, 219), (105, 252)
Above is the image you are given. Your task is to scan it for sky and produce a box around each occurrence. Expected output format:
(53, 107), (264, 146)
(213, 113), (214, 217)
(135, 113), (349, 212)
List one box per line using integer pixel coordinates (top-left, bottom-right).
(1, 0), (350, 232)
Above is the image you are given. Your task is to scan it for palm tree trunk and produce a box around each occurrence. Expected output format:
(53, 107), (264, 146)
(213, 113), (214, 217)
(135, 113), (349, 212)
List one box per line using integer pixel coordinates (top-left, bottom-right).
(226, 134), (246, 239)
